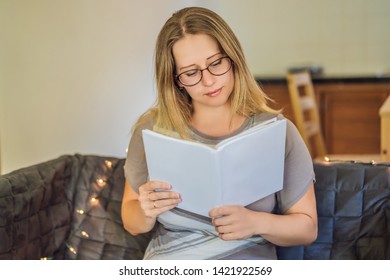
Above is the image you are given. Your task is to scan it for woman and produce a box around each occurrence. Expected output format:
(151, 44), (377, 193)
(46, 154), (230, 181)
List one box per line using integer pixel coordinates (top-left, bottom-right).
(121, 6), (317, 259)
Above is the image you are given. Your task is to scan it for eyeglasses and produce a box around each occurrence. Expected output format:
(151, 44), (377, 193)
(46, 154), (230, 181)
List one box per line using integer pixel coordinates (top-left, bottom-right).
(176, 56), (232, 87)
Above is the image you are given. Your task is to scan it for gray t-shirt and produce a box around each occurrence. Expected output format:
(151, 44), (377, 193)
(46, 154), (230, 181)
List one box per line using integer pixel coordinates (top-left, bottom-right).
(123, 112), (315, 259)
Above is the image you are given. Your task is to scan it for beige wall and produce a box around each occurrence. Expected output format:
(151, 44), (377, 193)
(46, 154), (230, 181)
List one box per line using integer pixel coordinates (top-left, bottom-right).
(0, 0), (389, 174)
(218, 0), (390, 76)
(0, 0), (201, 174)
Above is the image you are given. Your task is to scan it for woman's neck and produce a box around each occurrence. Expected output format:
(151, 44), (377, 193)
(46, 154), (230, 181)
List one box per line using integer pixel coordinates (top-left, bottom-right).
(190, 106), (246, 137)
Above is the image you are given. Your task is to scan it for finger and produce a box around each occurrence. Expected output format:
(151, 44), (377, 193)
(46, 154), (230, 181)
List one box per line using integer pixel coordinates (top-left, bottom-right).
(212, 216), (229, 227)
(153, 197), (182, 209)
(218, 232), (237, 241)
(209, 210), (222, 220)
(140, 181), (171, 192)
(145, 201), (180, 217)
(209, 205), (233, 218)
(211, 210), (236, 226)
(215, 224), (232, 235)
(149, 190), (180, 201)
(215, 225), (242, 241)
(149, 181), (172, 191)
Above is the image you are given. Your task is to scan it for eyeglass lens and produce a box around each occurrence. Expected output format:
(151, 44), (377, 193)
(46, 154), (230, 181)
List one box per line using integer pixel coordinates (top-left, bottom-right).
(177, 57), (232, 87)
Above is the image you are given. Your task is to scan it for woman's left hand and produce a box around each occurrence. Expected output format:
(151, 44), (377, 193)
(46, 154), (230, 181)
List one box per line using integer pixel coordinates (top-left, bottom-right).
(209, 205), (259, 241)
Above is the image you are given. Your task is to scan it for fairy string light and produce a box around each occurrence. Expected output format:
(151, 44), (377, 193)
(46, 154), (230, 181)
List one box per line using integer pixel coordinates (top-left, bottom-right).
(40, 159), (118, 259)
(323, 156), (389, 166)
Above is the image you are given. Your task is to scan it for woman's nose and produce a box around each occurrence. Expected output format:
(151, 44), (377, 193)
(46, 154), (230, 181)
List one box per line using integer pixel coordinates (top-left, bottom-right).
(201, 69), (216, 86)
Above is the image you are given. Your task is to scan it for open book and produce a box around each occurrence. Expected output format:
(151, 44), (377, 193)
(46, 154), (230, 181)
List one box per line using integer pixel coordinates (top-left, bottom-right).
(142, 118), (287, 217)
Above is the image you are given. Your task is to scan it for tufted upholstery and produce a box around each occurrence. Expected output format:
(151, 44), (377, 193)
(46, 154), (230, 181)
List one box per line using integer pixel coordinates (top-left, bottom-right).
(0, 154), (389, 259)
(277, 162), (390, 259)
(0, 155), (151, 260)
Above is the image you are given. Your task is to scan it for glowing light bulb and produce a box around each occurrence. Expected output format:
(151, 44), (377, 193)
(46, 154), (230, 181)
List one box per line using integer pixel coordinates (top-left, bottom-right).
(324, 156), (330, 162)
(90, 197), (98, 204)
(76, 209), (85, 215)
(105, 160), (113, 168)
(81, 231), (89, 238)
(96, 178), (106, 187)
(69, 246), (77, 255)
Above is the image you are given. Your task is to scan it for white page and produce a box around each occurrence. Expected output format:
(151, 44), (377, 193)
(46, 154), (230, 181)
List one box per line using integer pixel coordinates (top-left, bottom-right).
(218, 120), (286, 206)
(142, 130), (220, 216)
(142, 118), (286, 217)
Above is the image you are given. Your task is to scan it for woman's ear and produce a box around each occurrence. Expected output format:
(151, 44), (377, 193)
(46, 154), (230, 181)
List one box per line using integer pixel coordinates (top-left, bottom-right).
(176, 84), (185, 93)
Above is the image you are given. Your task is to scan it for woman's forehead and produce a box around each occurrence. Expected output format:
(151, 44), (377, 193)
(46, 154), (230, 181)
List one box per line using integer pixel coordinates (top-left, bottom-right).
(172, 34), (220, 69)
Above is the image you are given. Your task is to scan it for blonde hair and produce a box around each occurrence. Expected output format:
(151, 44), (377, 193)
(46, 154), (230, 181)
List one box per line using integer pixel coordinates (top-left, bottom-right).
(134, 7), (279, 137)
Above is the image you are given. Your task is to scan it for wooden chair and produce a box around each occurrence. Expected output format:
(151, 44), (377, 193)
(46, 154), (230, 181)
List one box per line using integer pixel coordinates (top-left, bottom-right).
(286, 71), (327, 159)
(379, 95), (390, 162)
(286, 71), (383, 163)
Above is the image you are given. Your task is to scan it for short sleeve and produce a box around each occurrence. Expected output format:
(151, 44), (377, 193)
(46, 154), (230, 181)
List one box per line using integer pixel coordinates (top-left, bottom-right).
(123, 119), (153, 192)
(277, 117), (315, 213)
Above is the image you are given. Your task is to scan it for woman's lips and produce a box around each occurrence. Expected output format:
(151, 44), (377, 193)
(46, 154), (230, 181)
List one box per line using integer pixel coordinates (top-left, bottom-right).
(205, 88), (222, 97)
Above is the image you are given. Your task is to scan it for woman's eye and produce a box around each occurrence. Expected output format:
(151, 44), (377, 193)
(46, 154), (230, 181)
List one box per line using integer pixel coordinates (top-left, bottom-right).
(210, 59), (222, 67)
(185, 70), (198, 77)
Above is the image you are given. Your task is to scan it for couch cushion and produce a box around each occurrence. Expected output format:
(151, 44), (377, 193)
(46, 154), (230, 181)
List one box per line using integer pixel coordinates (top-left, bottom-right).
(308, 162), (389, 259)
(62, 155), (152, 260)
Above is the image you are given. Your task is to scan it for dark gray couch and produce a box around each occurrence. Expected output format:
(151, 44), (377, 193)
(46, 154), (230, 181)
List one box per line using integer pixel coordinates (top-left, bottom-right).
(0, 154), (389, 259)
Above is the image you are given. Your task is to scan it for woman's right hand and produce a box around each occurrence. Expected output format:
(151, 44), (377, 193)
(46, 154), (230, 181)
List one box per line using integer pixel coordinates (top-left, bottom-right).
(138, 181), (181, 218)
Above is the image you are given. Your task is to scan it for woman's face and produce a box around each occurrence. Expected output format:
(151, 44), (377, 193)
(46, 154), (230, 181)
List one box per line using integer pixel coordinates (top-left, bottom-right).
(172, 34), (234, 111)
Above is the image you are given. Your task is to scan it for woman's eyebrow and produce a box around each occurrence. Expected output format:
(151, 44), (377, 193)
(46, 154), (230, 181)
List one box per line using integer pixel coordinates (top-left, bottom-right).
(207, 53), (222, 60)
(179, 64), (196, 71)
(179, 53), (222, 71)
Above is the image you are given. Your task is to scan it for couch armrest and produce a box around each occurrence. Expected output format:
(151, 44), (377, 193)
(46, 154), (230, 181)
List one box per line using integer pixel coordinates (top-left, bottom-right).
(0, 155), (77, 259)
(0, 154), (153, 260)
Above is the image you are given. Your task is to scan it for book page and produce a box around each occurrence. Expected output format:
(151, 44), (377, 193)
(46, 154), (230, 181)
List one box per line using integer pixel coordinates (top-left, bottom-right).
(218, 119), (286, 205)
(142, 130), (221, 216)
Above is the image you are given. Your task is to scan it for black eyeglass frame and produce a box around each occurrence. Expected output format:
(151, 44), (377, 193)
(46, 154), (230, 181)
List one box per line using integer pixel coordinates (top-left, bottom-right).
(175, 56), (233, 87)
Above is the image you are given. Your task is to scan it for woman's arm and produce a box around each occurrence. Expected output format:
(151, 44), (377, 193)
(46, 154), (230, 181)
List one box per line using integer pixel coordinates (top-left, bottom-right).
(256, 182), (317, 246)
(210, 183), (318, 246)
(121, 179), (181, 235)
